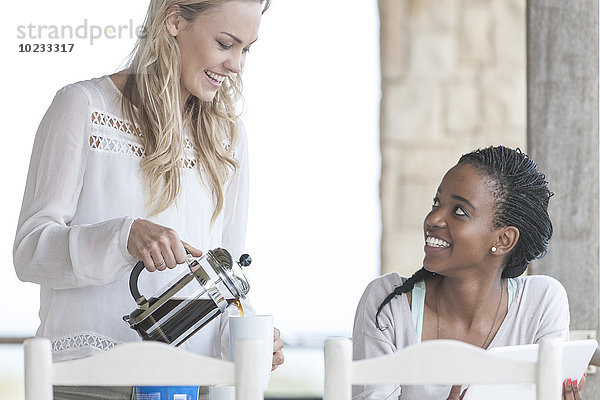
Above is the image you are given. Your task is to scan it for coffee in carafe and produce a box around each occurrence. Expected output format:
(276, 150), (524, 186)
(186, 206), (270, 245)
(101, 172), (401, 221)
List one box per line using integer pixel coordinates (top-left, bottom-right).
(123, 248), (251, 346)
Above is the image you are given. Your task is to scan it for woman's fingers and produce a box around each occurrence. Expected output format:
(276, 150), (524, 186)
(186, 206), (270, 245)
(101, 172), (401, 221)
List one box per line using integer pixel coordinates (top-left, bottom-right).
(563, 374), (587, 400)
(272, 348), (285, 370)
(128, 219), (194, 272)
(579, 373), (587, 391)
(141, 252), (157, 272)
(446, 385), (463, 400)
(160, 248), (176, 270)
(167, 239), (185, 267)
(181, 240), (203, 258)
(571, 377), (583, 400)
(152, 250), (167, 271)
(563, 378), (580, 400)
(271, 327), (285, 371)
(563, 378), (572, 400)
(273, 327), (284, 352)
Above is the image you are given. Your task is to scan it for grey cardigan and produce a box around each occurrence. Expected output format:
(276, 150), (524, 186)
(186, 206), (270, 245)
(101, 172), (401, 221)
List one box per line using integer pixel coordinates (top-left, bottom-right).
(351, 273), (570, 400)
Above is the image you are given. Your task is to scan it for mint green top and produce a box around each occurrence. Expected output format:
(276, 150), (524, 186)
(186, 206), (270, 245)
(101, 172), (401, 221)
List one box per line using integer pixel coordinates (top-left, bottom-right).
(411, 278), (517, 343)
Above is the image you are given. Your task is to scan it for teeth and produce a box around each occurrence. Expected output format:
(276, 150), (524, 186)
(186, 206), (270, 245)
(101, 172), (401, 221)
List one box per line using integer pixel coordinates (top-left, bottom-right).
(426, 236), (451, 248)
(206, 70), (226, 83)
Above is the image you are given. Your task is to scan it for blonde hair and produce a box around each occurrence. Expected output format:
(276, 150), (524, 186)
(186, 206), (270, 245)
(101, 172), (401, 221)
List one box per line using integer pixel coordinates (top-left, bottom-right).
(122, 0), (269, 223)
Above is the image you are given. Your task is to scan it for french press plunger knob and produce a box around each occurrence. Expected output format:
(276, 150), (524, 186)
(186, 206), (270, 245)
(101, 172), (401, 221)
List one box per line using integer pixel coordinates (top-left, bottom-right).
(238, 254), (251, 267)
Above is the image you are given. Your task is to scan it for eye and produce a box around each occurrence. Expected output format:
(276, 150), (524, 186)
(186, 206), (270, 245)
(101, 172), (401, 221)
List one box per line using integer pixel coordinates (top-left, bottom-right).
(242, 46), (251, 54)
(217, 40), (232, 50)
(453, 205), (467, 217)
(431, 197), (440, 209)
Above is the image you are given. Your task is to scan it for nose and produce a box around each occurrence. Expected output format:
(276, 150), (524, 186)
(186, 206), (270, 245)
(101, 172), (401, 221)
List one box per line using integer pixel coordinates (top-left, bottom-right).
(225, 52), (244, 74)
(424, 207), (447, 231)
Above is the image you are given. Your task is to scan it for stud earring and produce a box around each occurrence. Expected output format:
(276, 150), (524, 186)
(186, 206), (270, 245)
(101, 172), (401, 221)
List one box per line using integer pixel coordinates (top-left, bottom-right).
(491, 246), (497, 253)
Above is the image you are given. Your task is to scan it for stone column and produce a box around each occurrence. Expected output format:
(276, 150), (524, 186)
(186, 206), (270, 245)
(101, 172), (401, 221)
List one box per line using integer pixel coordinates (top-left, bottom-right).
(527, 0), (599, 398)
(379, 0), (527, 276)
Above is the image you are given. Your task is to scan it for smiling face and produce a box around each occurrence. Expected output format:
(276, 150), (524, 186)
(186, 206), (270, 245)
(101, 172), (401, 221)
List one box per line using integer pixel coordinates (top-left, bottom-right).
(167, 1), (262, 103)
(423, 163), (502, 277)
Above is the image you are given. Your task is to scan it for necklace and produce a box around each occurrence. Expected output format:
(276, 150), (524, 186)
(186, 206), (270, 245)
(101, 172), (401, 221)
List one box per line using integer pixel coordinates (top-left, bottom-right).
(436, 279), (504, 348)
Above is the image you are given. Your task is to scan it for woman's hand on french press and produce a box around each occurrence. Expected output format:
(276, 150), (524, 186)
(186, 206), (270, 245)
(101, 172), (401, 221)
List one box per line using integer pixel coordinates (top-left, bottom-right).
(127, 218), (202, 272)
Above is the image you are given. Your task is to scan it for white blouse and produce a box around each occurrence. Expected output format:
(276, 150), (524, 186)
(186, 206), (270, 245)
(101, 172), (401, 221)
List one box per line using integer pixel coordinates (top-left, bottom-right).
(13, 76), (252, 362)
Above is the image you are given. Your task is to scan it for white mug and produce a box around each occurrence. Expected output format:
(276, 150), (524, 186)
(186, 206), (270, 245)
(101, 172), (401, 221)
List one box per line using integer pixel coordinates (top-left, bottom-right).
(229, 315), (274, 391)
(209, 385), (235, 400)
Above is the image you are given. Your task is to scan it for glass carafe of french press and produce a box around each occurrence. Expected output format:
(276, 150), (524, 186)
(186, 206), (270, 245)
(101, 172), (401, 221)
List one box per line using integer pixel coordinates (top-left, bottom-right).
(123, 248), (251, 347)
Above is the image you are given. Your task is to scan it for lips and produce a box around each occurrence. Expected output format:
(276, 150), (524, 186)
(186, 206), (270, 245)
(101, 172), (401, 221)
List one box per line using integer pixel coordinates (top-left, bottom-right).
(205, 70), (227, 85)
(425, 235), (451, 248)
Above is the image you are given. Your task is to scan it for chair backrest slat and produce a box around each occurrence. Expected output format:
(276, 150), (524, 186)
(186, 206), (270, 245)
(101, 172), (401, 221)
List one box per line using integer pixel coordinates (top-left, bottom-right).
(52, 341), (235, 386)
(352, 340), (536, 385)
(324, 337), (563, 400)
(24, 338), (263, 400)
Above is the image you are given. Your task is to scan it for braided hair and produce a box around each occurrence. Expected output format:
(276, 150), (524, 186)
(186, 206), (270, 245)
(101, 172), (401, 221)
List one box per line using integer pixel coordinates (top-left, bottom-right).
(375, 146), (553, 330)
(375, 267), (435, 330)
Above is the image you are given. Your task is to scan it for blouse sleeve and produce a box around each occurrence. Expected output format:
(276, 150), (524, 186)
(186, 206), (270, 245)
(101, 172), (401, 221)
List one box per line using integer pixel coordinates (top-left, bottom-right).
(13, 84), (136, 290)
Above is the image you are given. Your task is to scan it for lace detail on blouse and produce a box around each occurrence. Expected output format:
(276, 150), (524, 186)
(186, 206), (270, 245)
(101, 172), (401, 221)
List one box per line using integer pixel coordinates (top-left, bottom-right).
(51, 332), (120, 354)
(185, 136), (233, 154)
(89, 111), (200, 169)
(181, 158), (197, 169)
(91, 111), (141, 137)
(89, 135), (146, 157)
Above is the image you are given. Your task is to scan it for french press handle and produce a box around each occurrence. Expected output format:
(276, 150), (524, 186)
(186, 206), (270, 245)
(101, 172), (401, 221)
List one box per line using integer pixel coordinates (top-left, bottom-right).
(128, 248), (194, 304)
(128, 261), (147, 304)
(128, 249), (252, 304)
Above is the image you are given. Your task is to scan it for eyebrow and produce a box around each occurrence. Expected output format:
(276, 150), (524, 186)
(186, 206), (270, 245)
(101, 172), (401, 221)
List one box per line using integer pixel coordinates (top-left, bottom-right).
(451, 194), (476, 210)
(436, 188), (476, 210)
(220, 32), (258, 45)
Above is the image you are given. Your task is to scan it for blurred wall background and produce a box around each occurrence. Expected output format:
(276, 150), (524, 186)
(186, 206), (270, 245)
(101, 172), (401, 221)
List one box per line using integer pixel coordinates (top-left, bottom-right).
(379, 0), (526, 277)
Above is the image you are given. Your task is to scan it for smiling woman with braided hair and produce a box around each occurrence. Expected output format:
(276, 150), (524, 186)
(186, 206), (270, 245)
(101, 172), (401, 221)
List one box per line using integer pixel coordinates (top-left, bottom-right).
(352, 146), (581, 400)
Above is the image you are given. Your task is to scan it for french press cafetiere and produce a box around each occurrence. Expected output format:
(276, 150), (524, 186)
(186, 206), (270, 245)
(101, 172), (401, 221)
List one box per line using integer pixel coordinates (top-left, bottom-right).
(123, 248), (251, 347)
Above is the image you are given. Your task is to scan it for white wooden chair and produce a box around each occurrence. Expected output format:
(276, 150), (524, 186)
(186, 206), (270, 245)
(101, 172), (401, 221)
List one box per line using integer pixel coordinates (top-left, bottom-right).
(324, 337), (562, 400)
(24, 337), (263, 400)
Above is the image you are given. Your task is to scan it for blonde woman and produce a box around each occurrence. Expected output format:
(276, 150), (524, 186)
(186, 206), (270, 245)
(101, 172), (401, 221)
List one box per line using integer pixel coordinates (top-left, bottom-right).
(14, 1), (283, 398)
